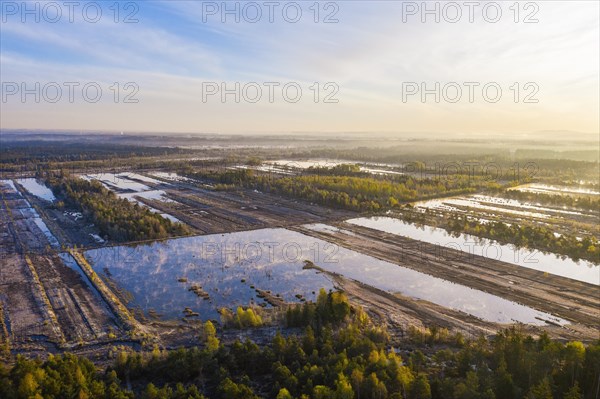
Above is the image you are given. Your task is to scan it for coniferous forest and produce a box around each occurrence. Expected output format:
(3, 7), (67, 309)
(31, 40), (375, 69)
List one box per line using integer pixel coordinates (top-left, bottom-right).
(1, 291), (599, 399)
(46, 174), (189, 242)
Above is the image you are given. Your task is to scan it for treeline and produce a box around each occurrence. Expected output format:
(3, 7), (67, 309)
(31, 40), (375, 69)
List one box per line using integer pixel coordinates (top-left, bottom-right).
(257, 174), (481, 211)
(46, 174), (189, 242)
(302, 146), (600, 169)
(437, 214), (599, 264)
(188, 169), (484, 212)
(500, 190), (600, 212)
(306, 164), (365, 177)
(1, 291), (599, 398)
(0, 141), (191, 165)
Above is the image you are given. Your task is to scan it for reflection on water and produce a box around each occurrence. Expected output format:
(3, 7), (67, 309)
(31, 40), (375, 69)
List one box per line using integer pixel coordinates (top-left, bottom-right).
(84, 173), (151, 192)
(416, 195), (592, 220)
(267, 159), (403, 176)
(118, 173), (163, 185)
(32, 214), (60, 249)
(85, 228), (567, 325)
(512, 184), (600, 196)
(118, 190), (174, 203)
(347, 216), (599, 285)
(84, 229), (336, 321)
(149, 172), (193, 182)
(16, 178), (56, 202)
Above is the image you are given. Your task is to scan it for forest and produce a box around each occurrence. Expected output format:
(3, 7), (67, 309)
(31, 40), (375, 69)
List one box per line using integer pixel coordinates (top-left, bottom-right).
(0, 141), (192, 167)
(1, 290), (598, 399)
(45, 173), (189, 242)
(186, 168), (498, 212)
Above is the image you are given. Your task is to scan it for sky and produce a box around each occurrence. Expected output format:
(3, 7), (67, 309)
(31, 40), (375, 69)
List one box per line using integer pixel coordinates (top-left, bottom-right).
(0, 0), (599, 137)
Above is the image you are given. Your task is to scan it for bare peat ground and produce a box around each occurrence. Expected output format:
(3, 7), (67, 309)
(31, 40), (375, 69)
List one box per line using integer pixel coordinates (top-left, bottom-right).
(0, 181), (124, 360)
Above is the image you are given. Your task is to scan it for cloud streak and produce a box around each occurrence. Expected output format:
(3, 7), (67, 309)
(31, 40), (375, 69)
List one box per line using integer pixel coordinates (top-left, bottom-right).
(1, 0), (598, 135)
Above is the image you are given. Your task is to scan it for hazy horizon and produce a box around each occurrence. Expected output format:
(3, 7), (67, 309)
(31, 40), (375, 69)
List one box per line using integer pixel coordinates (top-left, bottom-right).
(1, 127), (599, 142)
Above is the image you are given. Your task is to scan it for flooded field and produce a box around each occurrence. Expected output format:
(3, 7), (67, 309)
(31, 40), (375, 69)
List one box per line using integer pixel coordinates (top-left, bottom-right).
(117, 189), (174, 204)
(83, 173), (152, 192)
(4, 162), (598, 357)
(31, 213), (60, 249)
(347, 216), (599, 285)
(84, 229), (336, 321)
(512, 183), (600, 196)
(1, 180), (61, 250)
(119, 173), (164, 185)
(85, 228), (566, 325)
(148, 171), (194, 182)
(1, 179), (21, 195)
(232, 159), (405, 176)
(415, 194), (598, 223)
(229, 164), (295, 175)
(82, 174), (183, 223)
(15, 178), (56, 202)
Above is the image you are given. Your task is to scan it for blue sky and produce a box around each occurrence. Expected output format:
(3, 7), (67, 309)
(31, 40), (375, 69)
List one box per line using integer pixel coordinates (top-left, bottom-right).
(1, 0), (599, 136)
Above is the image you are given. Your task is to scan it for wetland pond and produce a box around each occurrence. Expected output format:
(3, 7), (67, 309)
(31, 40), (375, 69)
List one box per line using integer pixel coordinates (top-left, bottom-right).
(415, 194), (597, 222)
(84, 228), (566, 326)
(347, 216), (599, 285)
(511, 184), (600, 196)
(15, 178), (56, 202)
(81, 174), (182, 223)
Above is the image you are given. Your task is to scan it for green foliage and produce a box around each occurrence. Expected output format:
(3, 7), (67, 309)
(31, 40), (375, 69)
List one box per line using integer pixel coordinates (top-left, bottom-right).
(220, 307), (264, 328)
(564, 382), (583, 399)
(276, 388), (293, 399)
(408, 375), (431, 399)
(1, 313), (599, 399)
(285, 289), (351, 329)
(46, 174), (189, 242)
(218, 378), (259, 399)
(0, 353), (134, 399)
(187, 169), (485, 212)
(202, 321), (220, 352)
(306, 163), (362, 176)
